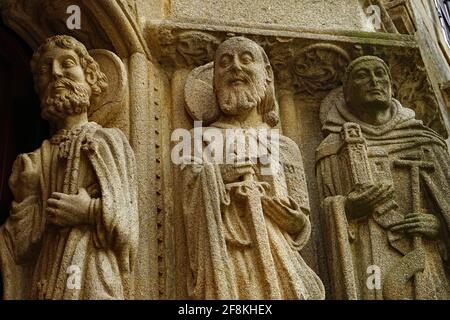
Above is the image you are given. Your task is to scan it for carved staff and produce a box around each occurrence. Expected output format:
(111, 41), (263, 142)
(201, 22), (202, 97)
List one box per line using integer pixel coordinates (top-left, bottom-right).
(384, 154), (434, 299)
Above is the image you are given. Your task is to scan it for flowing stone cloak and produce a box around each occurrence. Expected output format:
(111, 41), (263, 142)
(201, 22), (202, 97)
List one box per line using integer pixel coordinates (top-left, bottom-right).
(316, 90), (450, 299)
(181, 122), (324, 300)
(0, 122), (139, 299)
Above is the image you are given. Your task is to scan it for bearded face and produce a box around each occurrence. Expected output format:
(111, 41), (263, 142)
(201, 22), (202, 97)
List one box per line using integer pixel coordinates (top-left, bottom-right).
(40, 77), (91, 121)
(214, 39), (268, 117)
(35, 46), (92, 122)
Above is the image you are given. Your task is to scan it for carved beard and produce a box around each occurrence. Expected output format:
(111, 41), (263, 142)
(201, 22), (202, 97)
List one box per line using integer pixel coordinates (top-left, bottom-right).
(217, 70), (267, 116)
(40, 78), (91, 121)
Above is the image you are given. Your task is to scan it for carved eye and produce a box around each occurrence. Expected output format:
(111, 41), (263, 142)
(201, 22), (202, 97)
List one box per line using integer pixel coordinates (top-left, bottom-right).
(220, 55), (232, 68)
(240, 53), (254, 65)
(375, 68), (387, 78)
(39, 64), (49, 74)
(62, 59), (76, 68)
(355, 71), (368, 80)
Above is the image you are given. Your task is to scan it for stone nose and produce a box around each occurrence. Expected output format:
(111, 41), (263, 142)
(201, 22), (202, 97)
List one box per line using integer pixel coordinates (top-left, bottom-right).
(368, 71), (381, 86)
(230, 55), (243, 71)
(51, 60), (63, 80)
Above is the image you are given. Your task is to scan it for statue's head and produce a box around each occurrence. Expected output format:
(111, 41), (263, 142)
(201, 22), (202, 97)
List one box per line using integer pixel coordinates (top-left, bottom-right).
(343, 55), (392, 114)
(213, 36), (279, 127)
(31, 35), (108, 122)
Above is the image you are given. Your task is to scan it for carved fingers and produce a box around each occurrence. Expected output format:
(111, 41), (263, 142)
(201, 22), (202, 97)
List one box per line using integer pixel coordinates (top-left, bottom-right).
(345, 183), (394, 220)
(262, 196), (308, 234)
(220, 162), (255, 183)
(9, 153), (40, 202)
(46, 188), (92, 227)
(390, 213), (441, 239)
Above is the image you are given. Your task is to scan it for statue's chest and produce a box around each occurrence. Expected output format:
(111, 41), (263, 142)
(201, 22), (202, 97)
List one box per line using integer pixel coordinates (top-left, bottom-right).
(47, 142), (96, 195)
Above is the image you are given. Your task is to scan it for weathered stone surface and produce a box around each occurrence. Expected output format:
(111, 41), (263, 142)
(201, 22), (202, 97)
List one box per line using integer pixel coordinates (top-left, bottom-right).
(1, 0), (450, 301)
(0, 35), (139, 299)
(316, 56), (450, 299)
(168, 0), (371, 31)
(179, 37), (324, 299)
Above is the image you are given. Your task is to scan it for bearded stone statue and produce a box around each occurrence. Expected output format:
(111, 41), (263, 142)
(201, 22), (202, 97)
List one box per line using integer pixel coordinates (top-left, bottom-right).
(180, 37), (325, 299)
(0, 35), (139, 299)
(316, 56), (450, 299)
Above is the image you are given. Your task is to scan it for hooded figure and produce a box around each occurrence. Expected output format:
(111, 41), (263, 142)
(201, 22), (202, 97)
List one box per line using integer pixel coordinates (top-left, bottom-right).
(316, 56), (450, 299)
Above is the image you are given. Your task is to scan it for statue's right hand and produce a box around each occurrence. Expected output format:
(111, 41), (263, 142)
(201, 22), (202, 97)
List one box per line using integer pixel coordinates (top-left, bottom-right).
(345, 183), (394, 220)
(9, 153), (40, 202)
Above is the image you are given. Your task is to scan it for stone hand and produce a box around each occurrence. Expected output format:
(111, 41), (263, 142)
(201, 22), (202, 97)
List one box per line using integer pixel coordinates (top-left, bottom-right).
(261, 196), (308, 234)
(390, 213), (441, 239)
(220, 162), (255, 183)
(9, 153), (40, 202)
(345, 183), (394, 219)
(46, 188), (92, 227)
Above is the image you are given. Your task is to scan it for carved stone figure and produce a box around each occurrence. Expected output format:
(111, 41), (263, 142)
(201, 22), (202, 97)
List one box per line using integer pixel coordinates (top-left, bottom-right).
(0, 35), (139, 300)
(180, 37), (325, 299)
(316, 55), (450, 299)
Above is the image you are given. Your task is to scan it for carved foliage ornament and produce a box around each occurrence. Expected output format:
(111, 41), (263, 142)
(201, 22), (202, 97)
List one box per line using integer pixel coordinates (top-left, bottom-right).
(154, 27), (447, 137)
(155, 27), (350, 95)
(291, 44), (351, 95)
(389, 50), (448, 138)
(158, 29), (222, 68)
(363, 46), (448, 138)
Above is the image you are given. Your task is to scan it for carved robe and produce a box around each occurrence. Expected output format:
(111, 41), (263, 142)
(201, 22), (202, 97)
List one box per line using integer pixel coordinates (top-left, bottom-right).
(316, 91), (450, 299)
(181, 122), (324, 300)
(0, 122), (138, 300)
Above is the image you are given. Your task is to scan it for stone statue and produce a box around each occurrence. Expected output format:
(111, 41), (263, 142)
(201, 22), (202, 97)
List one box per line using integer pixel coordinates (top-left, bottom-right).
(316, 55), (450, 299)
(180, 37), (325, 299)
(0, 35), (139, 300)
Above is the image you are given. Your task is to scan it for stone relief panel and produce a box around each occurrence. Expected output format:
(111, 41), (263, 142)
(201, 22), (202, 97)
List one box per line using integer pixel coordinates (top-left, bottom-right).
(148, 25), (448, 138)
(157, 29), (221, 70)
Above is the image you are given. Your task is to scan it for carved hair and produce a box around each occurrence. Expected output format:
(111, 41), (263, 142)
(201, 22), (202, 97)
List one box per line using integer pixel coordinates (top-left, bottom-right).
(30, 35), (108, 103)
(258, 42), (280, 127)
(214, 37), (280, 127)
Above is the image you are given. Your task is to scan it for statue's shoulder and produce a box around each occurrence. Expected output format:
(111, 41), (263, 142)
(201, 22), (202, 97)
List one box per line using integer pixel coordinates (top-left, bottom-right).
(88, 122), (128, 142)
(315, 132), (342, 162)
(85, 123), (134, 160)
